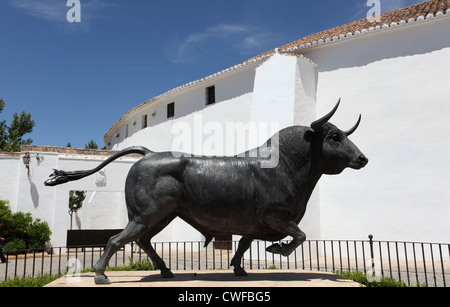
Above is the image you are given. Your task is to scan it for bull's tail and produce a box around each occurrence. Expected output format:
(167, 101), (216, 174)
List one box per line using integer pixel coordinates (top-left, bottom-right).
(44, 146), (151, 187)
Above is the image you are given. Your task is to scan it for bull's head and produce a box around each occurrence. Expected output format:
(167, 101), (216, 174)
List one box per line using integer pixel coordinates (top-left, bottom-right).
(310, 99), (368, 175)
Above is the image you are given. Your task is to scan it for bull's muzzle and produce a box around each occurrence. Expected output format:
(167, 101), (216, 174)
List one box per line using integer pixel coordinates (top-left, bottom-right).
(359, 154), (369, 165)
(349, 154), (369, 169)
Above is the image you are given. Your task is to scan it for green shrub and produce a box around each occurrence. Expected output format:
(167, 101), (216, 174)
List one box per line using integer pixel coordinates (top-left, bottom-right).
(335, 270), (424, 287)
(0, 274), (62, 287)
(106, 257), (154, 271)
(0, 199), (52, 252)
(28, 219), (52, 250)
(81, 257), (155, 273)
(125, 258), (155, 271)
(3, 238), (27, 254)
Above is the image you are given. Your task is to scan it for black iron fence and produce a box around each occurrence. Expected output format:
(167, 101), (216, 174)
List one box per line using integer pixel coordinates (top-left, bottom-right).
(1, 235), (448, 287)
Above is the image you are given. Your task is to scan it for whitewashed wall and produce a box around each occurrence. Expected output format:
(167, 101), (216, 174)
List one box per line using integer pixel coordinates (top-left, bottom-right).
(305, 16), (450, 242)
(0, 155), (20, 208)
(0, 149), (140, 247)
(109, 66), (257, 152)
(248, 53), (321, 240)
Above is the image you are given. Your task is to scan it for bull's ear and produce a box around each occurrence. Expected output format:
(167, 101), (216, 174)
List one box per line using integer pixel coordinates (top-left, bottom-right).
(304, 130), (315, 142)
(311, 98), (340, 132)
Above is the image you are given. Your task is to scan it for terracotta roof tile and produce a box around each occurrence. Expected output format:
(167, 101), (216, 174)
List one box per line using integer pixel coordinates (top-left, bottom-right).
(279, 0), (450, 52)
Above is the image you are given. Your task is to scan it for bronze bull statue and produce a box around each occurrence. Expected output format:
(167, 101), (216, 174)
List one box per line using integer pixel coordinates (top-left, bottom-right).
(45, 99), (368, 284)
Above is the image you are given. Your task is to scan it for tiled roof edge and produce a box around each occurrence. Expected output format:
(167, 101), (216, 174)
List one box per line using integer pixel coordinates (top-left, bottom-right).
(280, 3), (450, 53)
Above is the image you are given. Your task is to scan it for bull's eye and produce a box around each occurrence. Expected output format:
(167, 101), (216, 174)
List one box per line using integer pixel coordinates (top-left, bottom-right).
(331, 134), (340, 143)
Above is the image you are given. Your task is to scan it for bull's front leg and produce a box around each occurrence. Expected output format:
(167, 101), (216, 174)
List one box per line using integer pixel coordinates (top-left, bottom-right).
(263, 210), (306, 257)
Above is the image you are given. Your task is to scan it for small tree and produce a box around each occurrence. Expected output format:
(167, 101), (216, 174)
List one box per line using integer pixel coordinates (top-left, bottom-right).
(85, 139), (98, 149)
(68, 191), (86, 230)
(0, 97), (36, 152)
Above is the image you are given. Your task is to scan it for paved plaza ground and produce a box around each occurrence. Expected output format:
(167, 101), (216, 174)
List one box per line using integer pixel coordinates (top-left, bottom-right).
(45, 269), (361, 287)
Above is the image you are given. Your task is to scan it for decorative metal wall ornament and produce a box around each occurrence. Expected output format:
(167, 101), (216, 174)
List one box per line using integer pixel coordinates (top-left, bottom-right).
(45, 99), (368, 284)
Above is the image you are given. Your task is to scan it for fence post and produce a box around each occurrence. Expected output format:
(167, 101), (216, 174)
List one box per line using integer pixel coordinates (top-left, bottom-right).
(369, 234), (375, 272)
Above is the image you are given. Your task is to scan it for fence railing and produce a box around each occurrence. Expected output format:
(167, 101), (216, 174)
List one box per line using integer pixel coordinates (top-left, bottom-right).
(1, 235), (448, 287)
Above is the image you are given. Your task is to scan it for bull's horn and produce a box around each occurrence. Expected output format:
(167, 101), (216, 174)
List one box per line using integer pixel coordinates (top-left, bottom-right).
(345, 115), (362, 137)
(311, 98), (341, 131)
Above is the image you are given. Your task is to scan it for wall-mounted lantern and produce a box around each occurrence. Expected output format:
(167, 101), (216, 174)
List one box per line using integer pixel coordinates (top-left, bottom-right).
(22, 152), (45, 177)
(22, 152), (31, 177)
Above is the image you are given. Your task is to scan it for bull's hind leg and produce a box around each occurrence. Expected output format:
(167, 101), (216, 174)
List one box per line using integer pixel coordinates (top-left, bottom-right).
(93, 221), (148, 284)
(136, 236), (174, 278)
(136, 217), (176, 278)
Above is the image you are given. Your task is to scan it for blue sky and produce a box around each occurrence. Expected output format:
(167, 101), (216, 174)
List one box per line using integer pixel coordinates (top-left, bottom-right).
(0, 0), (425, 149)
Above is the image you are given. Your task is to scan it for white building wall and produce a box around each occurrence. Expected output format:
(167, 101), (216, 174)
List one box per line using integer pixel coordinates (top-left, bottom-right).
(0, 155), (20, 210)
(249, 53), (298, 148)
(294, 55), (318, 126)
(0, 147), (146, 248)
(109, 66), (257, 152)
(306, 17), (450, 242)
(17, 152), (58, 224)
(249, 52), (321, 240)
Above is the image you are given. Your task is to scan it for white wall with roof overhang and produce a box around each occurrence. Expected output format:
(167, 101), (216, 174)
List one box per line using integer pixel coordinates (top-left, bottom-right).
(308, 16), (450, 243)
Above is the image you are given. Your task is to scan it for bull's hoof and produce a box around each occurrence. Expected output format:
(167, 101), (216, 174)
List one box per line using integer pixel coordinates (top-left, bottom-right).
(266, 243), (283, 255)
(161, 269), (174, 278)
(233, 267), (248, 277)
(267, 243), (294, 257)
(94, 273), (111, 285)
